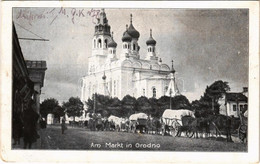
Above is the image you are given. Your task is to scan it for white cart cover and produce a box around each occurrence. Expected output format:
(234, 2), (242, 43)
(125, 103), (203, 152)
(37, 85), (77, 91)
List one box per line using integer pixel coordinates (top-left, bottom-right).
(82, 113), (91, 121)
(108, 115), (122, 126)
(129, 113), (148, 121)
(162, 109), (195, 126)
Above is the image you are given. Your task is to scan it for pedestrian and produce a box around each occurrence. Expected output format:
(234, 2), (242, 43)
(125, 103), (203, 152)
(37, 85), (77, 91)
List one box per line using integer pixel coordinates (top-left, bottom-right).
(12, 112), (23, 145)
(61, 118), (66, 134)
(23, 100), (40, 149)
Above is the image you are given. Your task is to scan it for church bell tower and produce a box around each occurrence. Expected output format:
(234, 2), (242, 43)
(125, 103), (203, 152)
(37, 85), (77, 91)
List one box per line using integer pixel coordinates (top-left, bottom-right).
(89, 9), (112, 74)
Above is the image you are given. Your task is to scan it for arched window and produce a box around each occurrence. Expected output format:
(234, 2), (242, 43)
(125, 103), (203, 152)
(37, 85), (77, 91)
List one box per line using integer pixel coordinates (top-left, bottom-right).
(94, 39), (96, 48)
(165, 86), (168, 95)
(143, 89), (145, 96)
(152, 88), (156, 98)
(98, 39), (102, 48)
(133, 44), (136, 50)
(114, 80), (116, 96)
(104, 39), (108, 48)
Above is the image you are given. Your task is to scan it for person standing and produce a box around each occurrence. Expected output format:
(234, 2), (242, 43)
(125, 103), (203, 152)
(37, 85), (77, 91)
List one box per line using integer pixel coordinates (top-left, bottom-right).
(23, 100), (39, 149)
(61, 118), (66, 134)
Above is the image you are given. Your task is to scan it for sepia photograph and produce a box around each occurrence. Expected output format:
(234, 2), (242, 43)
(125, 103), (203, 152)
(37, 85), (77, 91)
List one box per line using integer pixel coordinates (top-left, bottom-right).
(11, 7), (249, 151)
(1, 1), (259, 163)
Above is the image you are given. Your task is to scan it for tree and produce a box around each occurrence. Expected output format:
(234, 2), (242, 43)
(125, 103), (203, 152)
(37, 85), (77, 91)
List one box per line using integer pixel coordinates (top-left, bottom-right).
(136, 96), (152, 114)
(53, 106), (65, 118)
(148, 98), (159, 117)
(108, 97), (122, 117)
(171, 95), (191, 109)
(40, 98), (60, 119)
(121, 95), (137, 117)
(62, 97), (84, 119)
(192, 80), (230, 117)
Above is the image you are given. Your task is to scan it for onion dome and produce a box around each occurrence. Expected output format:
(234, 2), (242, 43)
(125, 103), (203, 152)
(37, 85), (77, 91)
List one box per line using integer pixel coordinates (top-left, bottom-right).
(122, 25), (132, 42)
(170, 60), (176, 74)
(127, 14), (140, 39)
(146, 29), (156, 46)
(102, 72), (106, 80)
(108, 32), (117, 48)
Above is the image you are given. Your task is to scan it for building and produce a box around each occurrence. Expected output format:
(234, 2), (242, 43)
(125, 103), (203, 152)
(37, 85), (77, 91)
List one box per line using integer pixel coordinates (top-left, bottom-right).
(25, 60), (47, 113)
(13, 23), (34, 115)
(81, 9), (179, 103)
(13, 23), (47, 115)
(218, 87), (248, 118)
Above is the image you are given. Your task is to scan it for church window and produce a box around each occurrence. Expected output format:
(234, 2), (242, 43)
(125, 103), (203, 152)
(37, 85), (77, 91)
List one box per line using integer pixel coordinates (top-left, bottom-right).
(114, 80), (116, 96)
(244, 104), (248, 111)
(165, 86), (168, 95)
(239, 105), (243, 111)
(98, 39), (102, 48)
(143, 89), (145, 96)
(233, 105), (237, 111)
(133, 44), (136, 50)
(94, 39), (96, 48)
(152, 88), (156, 98)
(104, 39), (108, 48)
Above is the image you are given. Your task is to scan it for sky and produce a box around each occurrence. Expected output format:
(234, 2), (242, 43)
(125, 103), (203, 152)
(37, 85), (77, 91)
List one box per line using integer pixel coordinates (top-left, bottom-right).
(13, 8), (249, 104)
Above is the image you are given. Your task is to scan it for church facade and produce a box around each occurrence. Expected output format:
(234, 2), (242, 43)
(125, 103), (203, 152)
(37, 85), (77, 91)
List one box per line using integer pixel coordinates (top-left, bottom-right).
(81, 9), (179, 102)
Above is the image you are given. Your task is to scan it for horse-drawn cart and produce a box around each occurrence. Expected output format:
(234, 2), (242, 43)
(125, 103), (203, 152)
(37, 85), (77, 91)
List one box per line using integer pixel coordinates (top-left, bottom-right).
(161, 109), (195, 137)
(238, 110), (248, 142)
(129, 113), (148, 133)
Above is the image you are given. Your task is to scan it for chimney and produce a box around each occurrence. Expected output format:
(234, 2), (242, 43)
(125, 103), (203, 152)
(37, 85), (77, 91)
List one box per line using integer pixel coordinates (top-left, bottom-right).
(243, 87), (248, 93)
(242, 87), (248, 97)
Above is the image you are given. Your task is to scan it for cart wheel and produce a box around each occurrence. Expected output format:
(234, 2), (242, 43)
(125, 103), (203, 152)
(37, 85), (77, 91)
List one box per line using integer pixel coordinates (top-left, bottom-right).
(186, 130), (194, 138)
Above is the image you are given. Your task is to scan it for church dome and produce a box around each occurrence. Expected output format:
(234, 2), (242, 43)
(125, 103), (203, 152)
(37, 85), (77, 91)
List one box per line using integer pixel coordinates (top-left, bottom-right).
(128, 14), (140, 39)
(108, 32), (117, 48)
(122, 27), (132, 42)
(102, 73), (106, 80)
(128, 24), (140, 39)
(170, 60), (176, 74)
(146, 29), (156, 46)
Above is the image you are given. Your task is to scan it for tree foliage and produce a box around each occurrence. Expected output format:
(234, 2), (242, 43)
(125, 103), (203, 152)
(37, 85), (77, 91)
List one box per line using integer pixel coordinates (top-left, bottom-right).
(40, 98), (62, 119)
(62, 97), (84, 118)
(84, 94), (190, 118)
(191, 80), (230, 117)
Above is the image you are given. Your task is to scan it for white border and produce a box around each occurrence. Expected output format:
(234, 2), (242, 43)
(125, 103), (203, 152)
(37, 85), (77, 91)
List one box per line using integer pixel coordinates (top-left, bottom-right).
(0, 1), (259, 163)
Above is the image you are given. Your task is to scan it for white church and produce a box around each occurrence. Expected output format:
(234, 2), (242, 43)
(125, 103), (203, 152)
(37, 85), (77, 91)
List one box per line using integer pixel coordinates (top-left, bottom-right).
(81, 9), (180, 102)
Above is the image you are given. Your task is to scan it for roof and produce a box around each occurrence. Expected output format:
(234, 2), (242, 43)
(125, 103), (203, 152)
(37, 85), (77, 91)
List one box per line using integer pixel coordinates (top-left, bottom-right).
(26, 60), (47, 70)
(226, 92), (248, 102)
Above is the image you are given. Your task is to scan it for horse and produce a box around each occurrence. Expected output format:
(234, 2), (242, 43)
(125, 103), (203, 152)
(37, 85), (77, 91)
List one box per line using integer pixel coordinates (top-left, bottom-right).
(208, 115), (233, 142)
(176, 116), (195, 137)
